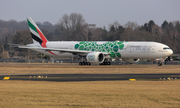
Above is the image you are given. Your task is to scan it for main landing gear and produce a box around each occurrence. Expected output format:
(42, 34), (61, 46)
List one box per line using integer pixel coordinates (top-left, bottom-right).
(99, 61), (111, 65)
(79, 62), (91, 65)
(78, 58), (111, 66)
(100, 59), (111, 65)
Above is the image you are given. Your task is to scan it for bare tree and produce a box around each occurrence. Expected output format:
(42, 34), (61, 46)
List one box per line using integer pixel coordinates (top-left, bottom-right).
(57, 13), (86, 41)
(108, 21), (121, 31)
(124, 21), (139, 30)
(81, 24), (102, 41)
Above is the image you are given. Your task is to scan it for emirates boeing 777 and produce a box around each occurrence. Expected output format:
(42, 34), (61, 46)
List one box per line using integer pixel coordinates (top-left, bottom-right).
(13, 17), (173, 66)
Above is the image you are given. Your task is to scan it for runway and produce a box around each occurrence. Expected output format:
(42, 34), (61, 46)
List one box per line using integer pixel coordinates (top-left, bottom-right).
(1, 73), (180, 81)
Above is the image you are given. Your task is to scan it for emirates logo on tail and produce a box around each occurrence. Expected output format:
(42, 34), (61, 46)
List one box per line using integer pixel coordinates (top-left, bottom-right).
(27, 17), (48, 48)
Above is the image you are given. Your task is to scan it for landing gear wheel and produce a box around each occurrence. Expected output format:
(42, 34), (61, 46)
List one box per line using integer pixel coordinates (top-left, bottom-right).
(79, 62), (85, 65)
(87, 62), (91, 65)
(106, 62), (111, 65)
(89, 62), (91, 65)
(79, 62), (91, 65)
(157, 61), (162, 66)
(99, 62), (111, 65)
(83, 62), (85, 65)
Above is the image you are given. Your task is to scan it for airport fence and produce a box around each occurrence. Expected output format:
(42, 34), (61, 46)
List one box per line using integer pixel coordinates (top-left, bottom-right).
(0, 58), (179, 65)
(164, 61), (180, 65)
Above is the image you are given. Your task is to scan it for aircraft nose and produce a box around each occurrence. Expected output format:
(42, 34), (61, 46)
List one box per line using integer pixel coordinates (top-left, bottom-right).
(169, 49), (173, 56)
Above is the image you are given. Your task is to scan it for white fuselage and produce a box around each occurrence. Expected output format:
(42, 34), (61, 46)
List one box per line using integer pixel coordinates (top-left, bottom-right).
(28, 41), (173, 59)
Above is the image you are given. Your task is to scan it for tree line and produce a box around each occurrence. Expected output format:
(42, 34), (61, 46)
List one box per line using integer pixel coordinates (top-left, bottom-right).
(0, 13), (180, 59)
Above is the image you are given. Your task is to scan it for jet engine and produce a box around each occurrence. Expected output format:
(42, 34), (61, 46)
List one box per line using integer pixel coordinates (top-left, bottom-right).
(122, 58), (139, 64)
(86, 52), (105, 64)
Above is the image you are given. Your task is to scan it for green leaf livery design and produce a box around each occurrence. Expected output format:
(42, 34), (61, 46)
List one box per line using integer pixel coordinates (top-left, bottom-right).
(74, 41), (124, 58)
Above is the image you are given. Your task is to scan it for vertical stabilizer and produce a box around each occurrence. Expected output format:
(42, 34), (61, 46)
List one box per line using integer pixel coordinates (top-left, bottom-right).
(27, 17), (48, 47)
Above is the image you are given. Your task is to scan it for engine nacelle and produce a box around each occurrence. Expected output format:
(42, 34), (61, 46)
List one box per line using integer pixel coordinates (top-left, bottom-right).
(86, 52), (105, 64)
(122, 58), (139, 64)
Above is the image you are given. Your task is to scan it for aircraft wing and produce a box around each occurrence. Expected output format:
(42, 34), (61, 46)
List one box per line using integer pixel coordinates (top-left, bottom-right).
(18, 45), (110, 55)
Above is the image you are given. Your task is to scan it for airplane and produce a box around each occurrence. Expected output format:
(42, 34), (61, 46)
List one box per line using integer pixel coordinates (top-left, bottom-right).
(13, 17), (173, 66)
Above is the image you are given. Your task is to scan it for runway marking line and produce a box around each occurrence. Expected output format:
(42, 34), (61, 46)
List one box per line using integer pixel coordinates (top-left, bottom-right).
(3, 77), (10, 80)
(129, 79), (136, 81)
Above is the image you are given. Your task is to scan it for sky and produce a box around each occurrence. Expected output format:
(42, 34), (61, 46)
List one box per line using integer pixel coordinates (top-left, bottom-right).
(0, 0), (180, 27)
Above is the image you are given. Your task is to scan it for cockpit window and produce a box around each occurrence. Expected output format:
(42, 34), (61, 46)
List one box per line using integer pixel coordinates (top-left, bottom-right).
(163, 47), (170, 50)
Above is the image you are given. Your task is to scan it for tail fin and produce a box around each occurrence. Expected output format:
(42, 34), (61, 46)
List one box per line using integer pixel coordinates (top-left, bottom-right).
(27, 17), (48, 47)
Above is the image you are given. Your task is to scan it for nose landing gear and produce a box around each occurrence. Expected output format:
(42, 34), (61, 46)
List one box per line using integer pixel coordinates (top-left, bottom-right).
(157, 61), (162, 66)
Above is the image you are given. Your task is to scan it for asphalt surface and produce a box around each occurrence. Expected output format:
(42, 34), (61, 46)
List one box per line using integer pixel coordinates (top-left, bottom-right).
(1, 73), (180, 81)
